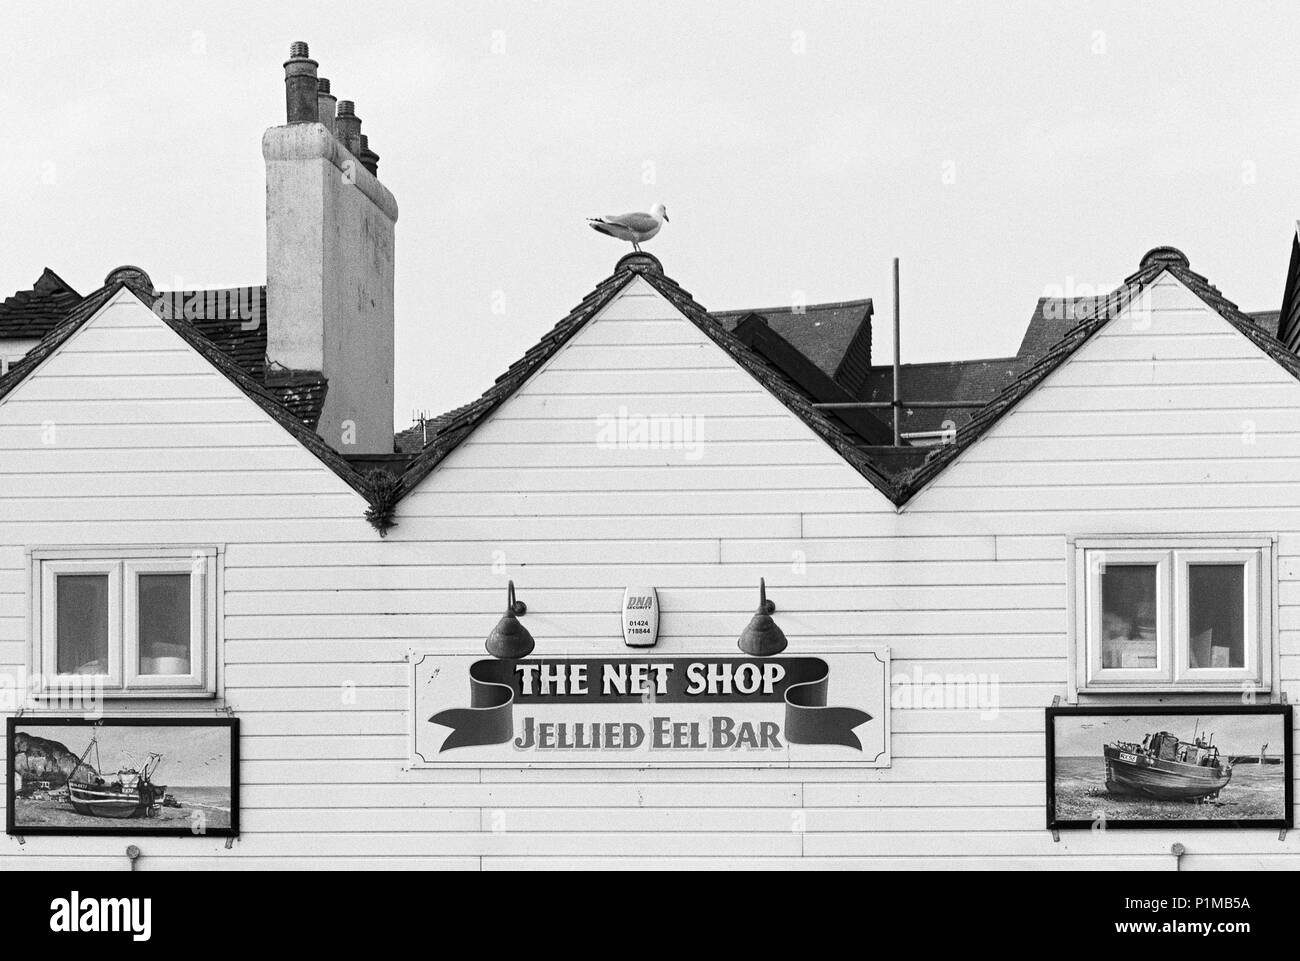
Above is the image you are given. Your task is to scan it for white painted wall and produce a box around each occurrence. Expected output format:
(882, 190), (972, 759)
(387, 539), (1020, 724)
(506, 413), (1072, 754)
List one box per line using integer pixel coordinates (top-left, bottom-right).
(2, 273), (1299, 870)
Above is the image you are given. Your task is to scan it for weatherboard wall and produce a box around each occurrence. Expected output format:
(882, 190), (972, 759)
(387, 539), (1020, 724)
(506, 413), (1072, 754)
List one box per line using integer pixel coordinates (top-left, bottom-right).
(1, 273), (1299, 868)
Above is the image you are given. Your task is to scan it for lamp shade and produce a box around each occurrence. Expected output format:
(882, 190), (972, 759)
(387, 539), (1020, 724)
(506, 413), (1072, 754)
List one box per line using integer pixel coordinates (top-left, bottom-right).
(486, 581), (534, 659)
(737, 578), (787, 656)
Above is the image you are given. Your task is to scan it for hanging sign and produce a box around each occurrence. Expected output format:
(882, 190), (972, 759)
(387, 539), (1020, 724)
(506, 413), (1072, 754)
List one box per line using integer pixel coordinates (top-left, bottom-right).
(621, 586), (659, 647)
(411, 648), (889, 768)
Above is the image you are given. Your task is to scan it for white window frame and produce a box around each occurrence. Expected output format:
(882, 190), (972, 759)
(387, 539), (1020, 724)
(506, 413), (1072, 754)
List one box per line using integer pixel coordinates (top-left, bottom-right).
(30, 547), (219, 698)
(1070, 536), (1274, 695)
(124, 558), (208, 690)
(39, 559), (123, 689)
(1084, 549), (1171, 687)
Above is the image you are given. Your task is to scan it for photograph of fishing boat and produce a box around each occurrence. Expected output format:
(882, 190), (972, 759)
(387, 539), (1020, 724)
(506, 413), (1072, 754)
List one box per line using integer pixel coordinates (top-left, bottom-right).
(6, 718), (238, 837)
(1048, 706), (1291, 829)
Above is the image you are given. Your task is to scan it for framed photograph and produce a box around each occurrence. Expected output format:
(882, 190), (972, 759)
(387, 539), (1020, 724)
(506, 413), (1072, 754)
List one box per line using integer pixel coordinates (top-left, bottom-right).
(6, 717), (239, 837)
(1047, 704), (1291, 830)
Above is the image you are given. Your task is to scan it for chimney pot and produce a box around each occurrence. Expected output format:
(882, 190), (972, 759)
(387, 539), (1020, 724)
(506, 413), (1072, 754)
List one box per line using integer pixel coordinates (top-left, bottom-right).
(334, 101), (362, 156)
(359, 133), (380, 177)
(316, 77), (337, 133)
(283, 42), (319, 124)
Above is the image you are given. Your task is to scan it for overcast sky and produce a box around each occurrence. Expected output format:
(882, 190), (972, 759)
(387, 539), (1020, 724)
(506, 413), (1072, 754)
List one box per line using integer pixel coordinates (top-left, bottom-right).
(2, 1), (1298, 422)
(1054, 713), (1282, 758)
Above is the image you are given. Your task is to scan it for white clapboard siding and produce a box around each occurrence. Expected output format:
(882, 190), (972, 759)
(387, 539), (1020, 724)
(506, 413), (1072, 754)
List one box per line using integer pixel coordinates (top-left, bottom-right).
(5, 272), (1300, 870)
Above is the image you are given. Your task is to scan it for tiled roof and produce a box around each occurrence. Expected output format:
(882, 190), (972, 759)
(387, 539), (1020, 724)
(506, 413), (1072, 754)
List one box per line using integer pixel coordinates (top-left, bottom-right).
(153, 285), (328, 431)
(398, 254), (900, 500)
(710, 299), (872, 391)
(860, 357), (1026, 434)
(1247, 310), (1281, 338)
(395, 400), (478, 455)
(0, 268), (81, 338)
(157, 286), (269, 379)
(1015, 296), (1095, 360)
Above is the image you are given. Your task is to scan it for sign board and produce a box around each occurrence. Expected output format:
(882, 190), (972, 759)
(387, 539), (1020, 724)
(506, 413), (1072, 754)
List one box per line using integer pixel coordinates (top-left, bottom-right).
(621, 586), (659, 647)
(411, 648), (889, 768)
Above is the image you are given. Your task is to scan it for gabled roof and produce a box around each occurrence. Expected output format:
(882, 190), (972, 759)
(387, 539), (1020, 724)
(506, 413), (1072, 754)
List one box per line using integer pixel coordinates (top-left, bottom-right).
(6, 246), (1293, 528)
(397, 253), (901, 501)
(899, 247), (1300, 500)
(711, 299), (873, 392)
(0, 268), (81, 339)
(0, 283), (367, 499)
(0, 274), (329, 432)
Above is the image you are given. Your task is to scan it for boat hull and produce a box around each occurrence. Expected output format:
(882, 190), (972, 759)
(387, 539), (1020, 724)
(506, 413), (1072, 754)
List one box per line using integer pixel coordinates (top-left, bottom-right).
(1103, 745), (1231, 801)
(67, 782), (162, 819)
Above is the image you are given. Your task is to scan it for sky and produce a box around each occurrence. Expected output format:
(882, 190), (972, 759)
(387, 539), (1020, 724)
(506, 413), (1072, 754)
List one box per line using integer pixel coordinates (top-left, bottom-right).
(2, 1), (1299, 422)
(22, 724), (233, 787)
(1054, 713), (1283, 758)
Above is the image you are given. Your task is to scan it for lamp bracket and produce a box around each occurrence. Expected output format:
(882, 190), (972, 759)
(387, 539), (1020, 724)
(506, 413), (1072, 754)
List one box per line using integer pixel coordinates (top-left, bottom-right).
(506, 580), (527, 616)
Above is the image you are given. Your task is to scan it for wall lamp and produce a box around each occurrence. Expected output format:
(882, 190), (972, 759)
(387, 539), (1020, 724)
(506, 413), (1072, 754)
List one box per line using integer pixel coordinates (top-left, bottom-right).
(485, 580), (534, 659)
(737, 578), (787, 657)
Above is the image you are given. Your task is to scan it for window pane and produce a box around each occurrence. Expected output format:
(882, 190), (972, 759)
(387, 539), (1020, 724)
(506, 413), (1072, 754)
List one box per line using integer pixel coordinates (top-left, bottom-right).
(138, 573), (191, 676)
(1188, 564), (1244, 669)
(1100, 564), (1158, 668)
(55, 575), (109, 675)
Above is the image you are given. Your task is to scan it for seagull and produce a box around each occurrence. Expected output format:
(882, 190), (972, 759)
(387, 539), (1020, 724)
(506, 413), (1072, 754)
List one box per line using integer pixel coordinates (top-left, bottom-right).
(587, 203), (669, 252)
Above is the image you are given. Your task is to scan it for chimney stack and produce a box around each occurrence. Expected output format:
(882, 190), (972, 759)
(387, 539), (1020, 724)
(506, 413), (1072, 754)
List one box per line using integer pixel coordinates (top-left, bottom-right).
(283, 41), (319, 123)
(316, 78), (337, 134)
(264, 42), (398, 456)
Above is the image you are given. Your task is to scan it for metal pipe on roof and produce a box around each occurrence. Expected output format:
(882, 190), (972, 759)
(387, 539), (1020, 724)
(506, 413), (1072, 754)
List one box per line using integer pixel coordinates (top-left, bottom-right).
(813, 400), (988, 410)
(892, 257), (901, 446)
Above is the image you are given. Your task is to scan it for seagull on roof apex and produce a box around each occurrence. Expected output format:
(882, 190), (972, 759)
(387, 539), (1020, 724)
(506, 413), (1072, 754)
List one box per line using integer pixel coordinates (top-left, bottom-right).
(587, 203), (669, 252)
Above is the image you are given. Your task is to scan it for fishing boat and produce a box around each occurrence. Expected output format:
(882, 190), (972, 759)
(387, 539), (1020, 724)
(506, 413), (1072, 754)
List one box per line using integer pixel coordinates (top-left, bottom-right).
(67, 735), (166, 819)
(1103, 727), (1231, 802)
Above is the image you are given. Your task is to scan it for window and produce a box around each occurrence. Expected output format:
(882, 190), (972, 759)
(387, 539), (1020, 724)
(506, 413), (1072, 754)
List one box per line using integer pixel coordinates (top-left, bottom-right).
(31, 548), (218, 697)
(1071, 537), (1273, 693)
